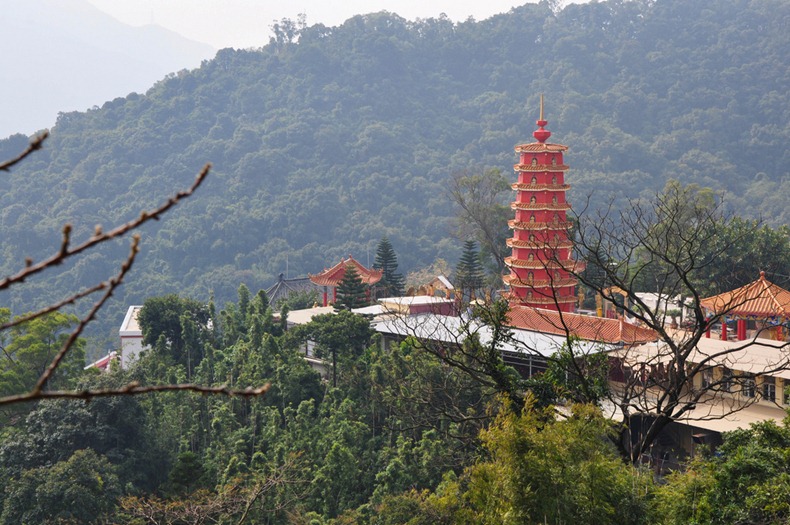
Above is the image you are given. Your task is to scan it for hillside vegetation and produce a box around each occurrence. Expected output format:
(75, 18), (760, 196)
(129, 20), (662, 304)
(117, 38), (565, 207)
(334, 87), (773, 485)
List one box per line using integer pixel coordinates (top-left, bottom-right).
(1, 0), (788, 339)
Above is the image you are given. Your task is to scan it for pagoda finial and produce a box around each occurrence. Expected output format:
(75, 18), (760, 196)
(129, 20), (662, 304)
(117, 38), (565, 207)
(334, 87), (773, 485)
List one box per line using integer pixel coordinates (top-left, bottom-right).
(533, 94), (551, 143)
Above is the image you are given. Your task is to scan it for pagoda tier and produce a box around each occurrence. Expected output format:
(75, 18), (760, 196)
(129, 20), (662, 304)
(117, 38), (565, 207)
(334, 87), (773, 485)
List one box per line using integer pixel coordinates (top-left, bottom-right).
(503, 96), (578, 313)
(309, 256), (383, 307)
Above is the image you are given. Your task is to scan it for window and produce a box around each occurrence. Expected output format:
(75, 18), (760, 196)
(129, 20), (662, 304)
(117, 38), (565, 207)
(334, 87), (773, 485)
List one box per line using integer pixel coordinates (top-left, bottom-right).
(551, 156), (557, 166)
(721, 367), (732, 392)
(529, 215), (536, 223)
(551, 175), (557, 184)
(528, 253), (534, 262)
(527, 272), (534, 283)
(762, 376), (776, 402)
(531, 176), (538, 184)
(552, 195), (558, 205)
(744, 375), (756, 398)
(530, 195), (537, 204)
(701, 368), (713, 388)
(531, 157), (538, 166)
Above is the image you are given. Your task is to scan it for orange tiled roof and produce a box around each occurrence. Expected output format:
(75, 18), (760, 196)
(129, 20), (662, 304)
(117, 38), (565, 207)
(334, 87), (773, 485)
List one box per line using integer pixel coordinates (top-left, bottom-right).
(308, 256), (383, 287)
(511, 183), (570, 191)
(506, 305), (658, 345)
(514, 163), (570, 172)
(700, 272), (790, 319)
(514, 143), (568, 153)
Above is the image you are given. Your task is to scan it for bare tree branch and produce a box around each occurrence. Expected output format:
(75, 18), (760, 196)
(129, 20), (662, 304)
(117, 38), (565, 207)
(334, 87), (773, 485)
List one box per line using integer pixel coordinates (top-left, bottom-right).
(1, 141), (271, 407)
(0, 162), (211, 292)
(31, 235), (140, 394)
(0, 131), (48, 172)
(0, 280), (108, 332)
(0, 382), (270, 407)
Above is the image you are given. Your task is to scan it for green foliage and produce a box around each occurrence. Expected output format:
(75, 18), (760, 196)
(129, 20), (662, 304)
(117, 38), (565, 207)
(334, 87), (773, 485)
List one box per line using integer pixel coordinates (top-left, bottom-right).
(0, 449), (121, 525)
(542, 340), (611, 405)
(450, 168), (512, 279)
(0, 376), (166, 491)
(461, 400), (654, 525)
(335, 264), (369, 311)
(697, 217), (790, 295)
(655, 419), (790, 525)
(275, 288), (321, 310)
(137, 294), (211, 378)
(287, 309), (373, 388)
(374, 237), (405, 298)
(455, 240), (484, 300)
(0, 310), (85, 398)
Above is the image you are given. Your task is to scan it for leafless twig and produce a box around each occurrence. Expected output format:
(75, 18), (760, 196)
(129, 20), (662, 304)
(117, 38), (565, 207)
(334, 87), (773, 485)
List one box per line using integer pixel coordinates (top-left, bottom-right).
(0, 131), (48, 172)
(0, 137), (269, 407)
(0, 162), (211, 292)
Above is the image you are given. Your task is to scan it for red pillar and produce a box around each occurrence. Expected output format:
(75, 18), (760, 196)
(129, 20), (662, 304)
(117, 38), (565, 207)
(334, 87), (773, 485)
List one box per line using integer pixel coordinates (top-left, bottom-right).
(737, 319), (746, 340)
(721, 322), (728, 341)
(323, 287), (328, 307)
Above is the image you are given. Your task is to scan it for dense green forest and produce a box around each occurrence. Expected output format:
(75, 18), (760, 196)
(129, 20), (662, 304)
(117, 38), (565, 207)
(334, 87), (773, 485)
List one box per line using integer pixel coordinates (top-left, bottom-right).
(1, 0), (789, 343)
(4, 290), (790, 524)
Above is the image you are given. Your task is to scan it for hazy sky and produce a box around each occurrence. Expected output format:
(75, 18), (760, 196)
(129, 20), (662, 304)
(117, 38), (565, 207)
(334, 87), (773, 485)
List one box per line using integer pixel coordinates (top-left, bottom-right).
(85, 0), (553, 50)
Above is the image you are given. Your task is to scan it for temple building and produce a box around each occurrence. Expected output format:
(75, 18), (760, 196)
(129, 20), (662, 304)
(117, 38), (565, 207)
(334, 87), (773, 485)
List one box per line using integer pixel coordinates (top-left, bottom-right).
(308, 256), (383, 307)
(701, 271), (790, 341)
(503, 96), (579, 313)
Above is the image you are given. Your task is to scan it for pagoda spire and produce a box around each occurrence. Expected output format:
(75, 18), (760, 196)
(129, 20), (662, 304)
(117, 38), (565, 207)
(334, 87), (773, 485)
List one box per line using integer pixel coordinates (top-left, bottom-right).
(533, 94), (551, 143)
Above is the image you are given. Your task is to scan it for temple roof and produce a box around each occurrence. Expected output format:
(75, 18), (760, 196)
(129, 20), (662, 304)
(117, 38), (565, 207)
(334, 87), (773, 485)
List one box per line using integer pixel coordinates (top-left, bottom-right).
(700, 272), (790, 319)
(507, 305), (658, 345)
(514, 143), (568, 153)
(265, 274), (322, 305)
(309, 256), (383, 287)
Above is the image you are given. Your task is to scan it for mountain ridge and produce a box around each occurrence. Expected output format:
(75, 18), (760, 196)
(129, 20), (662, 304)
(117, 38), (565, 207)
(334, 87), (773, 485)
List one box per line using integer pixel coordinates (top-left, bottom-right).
(0, 0), (215, 138)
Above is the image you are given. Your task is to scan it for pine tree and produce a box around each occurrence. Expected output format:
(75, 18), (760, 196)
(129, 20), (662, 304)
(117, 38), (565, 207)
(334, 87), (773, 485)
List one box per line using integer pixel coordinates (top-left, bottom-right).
(373, 237), (405, 298)
(335, 263), (369, 310)
(455, 240), (484, 300)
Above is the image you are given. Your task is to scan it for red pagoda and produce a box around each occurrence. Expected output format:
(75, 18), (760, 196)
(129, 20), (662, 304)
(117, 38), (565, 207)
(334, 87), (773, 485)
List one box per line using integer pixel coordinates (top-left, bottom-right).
(503, 96), (579, 313)
(309, 256), (383, 307)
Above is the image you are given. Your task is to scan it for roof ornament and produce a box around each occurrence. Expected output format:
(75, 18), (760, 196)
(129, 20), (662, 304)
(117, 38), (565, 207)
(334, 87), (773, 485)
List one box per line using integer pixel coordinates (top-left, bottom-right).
(533, 93), (551, 143)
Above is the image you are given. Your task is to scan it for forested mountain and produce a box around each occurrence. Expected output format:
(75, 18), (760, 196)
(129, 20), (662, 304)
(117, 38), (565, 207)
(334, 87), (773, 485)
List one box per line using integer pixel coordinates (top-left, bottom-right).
(1, 0), (788, 341)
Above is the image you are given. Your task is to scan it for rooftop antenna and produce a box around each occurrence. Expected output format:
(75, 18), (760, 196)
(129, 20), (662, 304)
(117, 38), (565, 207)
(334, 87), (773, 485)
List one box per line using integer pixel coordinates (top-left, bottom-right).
(539, 93), (544, 121)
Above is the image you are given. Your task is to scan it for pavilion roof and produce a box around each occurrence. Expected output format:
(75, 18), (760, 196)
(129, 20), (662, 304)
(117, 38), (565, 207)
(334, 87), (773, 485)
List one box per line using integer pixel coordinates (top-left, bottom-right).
(309, 256), (383, 287)
(700, 271), (790, 320)
(506, 305), (658, 345)
(265, 274), (321, 306)
(514, 142), (568, 153)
